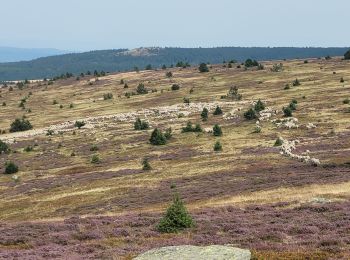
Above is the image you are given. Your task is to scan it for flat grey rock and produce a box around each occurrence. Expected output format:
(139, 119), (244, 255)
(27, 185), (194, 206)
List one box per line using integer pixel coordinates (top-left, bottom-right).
(134, 245), (251, 260)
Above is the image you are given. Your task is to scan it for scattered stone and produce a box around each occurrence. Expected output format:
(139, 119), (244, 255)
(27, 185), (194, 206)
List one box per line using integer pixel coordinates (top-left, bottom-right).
(134, 245), (251, 260)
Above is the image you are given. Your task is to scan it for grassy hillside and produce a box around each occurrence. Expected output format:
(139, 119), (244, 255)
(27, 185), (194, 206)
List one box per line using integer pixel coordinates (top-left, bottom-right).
(0, 47), (349, 81)
(0, 57), (350, 259)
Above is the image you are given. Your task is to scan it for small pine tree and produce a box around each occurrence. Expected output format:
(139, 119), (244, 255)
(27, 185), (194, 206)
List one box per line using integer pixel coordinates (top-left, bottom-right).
(134, 118), (149, 130)
(340, 77), (345, 83)
(201, 108), (208, 121)
(213, 106), (223, 115)
(171, 84), (180, 91)
(213, 124), (223, 136)
(136, 83), (148, 94)
(157, 193), (194, 233)
(142, 158), (152, 171)
(4, 161), (18, 174)
(254, 99), (265, 112)
(214, 141), (222, 151)
(150, 128), (167, 145)
(166, 71), (173, 78)
(10, 118), (33, 132)
(345, 50), (350, 60)
(164, 127), (172, 140)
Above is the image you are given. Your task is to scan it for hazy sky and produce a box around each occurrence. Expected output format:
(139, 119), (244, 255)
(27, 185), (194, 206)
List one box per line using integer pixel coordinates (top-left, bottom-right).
(1, 0), (349, 51)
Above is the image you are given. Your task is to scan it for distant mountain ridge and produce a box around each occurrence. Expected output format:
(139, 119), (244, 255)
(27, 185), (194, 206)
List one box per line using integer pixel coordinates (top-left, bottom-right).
(0, 47), (69, 63)
(0, 47), (349, 81)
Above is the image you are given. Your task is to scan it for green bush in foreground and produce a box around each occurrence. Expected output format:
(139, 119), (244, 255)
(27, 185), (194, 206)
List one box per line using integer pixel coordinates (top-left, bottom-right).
(142, 158), (152, 171)
(0, 140), (10, 154)
(213, 124), (222, 136)
(157, 193), (194, 233)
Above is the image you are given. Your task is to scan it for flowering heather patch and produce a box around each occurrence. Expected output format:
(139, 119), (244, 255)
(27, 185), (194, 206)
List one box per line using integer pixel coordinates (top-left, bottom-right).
(0, 201), (349, 259)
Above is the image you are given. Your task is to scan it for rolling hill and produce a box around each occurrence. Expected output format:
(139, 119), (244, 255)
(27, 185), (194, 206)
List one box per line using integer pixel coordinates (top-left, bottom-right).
(0, 47), (349, 81)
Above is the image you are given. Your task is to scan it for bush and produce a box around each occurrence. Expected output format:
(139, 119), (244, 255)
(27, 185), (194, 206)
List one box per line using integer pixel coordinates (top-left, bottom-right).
(213, 124), (222, 136)
(198, 63), (209, 73)
(166, 71), (173, 78)
(213, 106), (223, 115)
(244, 108), (257, 120)
(157, 193), (194, 233)
(0, 140), (10, 154)
(274, 137), (283, 146)
(283, 107), (293, 117)
(254, 99), (265, 112)
(24, 145), (34, 152)
(74, 121), (85, 129)
(289, 101), (297, 111)
(171, 84), (180, 91)
(90, 145), (99, 151)
(103, 93), (113, 100)
(214, 141), (222, 151)
(10, 118), (33, 132)
(201, 108), (208, 121)
(4, 161), (18, 174)
(227, 86), (242, 100)
(343, 98), (349, 104)
(91, 154), (100, 164)
(182, 122), (202, 133)
(244, 59), (259, 68)
(183, 97), (190, 104)
(150, 128), (167, 145)
(136, 83), (148, 94)
(340, 77), (345, 83)
(142, 158), (152, 171)
(134, 118), (149, 130)
(344, 50), (350, 60)
(164, 127), (172, 140)
(292, 79), (301, 86)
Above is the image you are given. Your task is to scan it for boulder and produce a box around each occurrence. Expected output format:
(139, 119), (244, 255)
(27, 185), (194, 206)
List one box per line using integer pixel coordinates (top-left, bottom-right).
(134, 245), (251, 260)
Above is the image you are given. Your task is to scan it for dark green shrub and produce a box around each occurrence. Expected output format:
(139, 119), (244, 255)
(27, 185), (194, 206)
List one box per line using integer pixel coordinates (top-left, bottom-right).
(46, 129), (54, 136)
(289, 102), (297, 111)
(0, 140), (10, 154)
(171, 84), (180, 91)
(142, 158), (152, 171)
(182, 122), (202, 133)
(214, 141), (222, 151)
(201, 108), (208, 121)
(227, 86), (242, 100)
(166, 71), (173, 78)
(10, 118), (33, 132)
(24, 145), (33, 152)
(283, 107), (293, 117)
(136, 83), (148, 94)
(213, 124), (222, 136)
(103, 93), (113, 100)
(91, 154), (100, 164)
(292, 79), (301, 86)
(150, 128), (167, 145)
(164, 127), (172, 140)
(254, 99), (265, 112)
(120, 79), (124, 84)
(157, 193), (194, 233)
(345, 50), (350, 60)
(304, 60), (308, 64)
(343, 98), (349, 104)
(198, 63), (209, 73)
(244, 108), (257, 120)
(145, 64), (152, 70)
(134, 118), (149, 130)
(4, 161), (18, 174)
(274, 137), (283, 146)
(124, 83), (129, 88)
(244, 59), (259, 68)
(213, 106), (223, 115)
(183, 97), (190, 104)
(340, 77), (345, 83)
(74, 121), (85, 129)
(90, 145), (99, 151)
(53, 100), (58, 105)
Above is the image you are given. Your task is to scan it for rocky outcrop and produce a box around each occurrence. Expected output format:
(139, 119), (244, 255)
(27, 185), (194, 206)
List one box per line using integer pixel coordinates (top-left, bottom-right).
(134, 245), (251, 260)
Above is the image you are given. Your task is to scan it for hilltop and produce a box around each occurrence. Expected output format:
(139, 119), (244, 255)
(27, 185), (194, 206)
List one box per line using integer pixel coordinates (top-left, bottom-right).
(0, 57), (350, 259)
(0, 46), (349, 81)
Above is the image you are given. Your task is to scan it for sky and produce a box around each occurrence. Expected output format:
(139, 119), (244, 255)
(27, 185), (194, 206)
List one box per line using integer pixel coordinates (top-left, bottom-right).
(1, 0), (349, 51)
